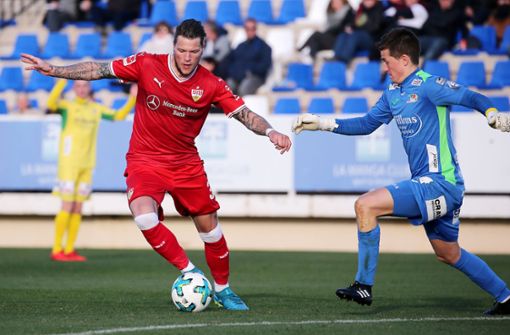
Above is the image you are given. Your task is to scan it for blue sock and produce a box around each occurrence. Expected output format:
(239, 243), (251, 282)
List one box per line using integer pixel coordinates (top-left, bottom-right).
(355, 225), (380, 286)
(453, 248), (510, 302)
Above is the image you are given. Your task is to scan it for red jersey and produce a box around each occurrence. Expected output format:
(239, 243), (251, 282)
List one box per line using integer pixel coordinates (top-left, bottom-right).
(110, 53), (245, 166)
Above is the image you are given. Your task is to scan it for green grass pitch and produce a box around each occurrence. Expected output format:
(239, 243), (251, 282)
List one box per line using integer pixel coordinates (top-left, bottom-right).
(1, 248), (509, 335)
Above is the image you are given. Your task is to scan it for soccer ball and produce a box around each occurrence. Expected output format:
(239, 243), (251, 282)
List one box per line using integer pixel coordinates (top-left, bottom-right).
(171, 272), (213, 312)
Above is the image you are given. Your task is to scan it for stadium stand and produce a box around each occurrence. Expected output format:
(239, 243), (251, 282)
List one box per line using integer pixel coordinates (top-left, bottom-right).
(342, 97), (369, 114)
(307, 97), (335, 114)
(273, 97), (301, 114)
(182, 0), (209, 22)
(276, 0), (306, 24)
(26, 71), (56, 92)
(41, 32), (70, 59)
(423, 60), (450, 78)
(273, 62), (313, 91)
(102, 32), (133, 58)
(0, 67), (24, 92)
(312, 61), (347, 91)
(149, 0), (179, 27)
(2, 34), (39, 59)
(348, 62), (384, 90)
(0, 100), (7, 114)
(215, 0), (243, 26)
(247, 0), (275, 25)
(456, 61), (488, 89)
(68, 33), (102, 59)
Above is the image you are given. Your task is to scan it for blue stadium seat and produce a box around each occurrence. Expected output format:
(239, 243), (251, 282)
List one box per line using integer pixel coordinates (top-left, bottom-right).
(69, 33), (102, 59)
(26, 71), (56, 92)
(311, 61), (347, 91)
(489, 61), (510, 88)
(456, 61), (487, 88)
(102, 32), (133, 58)
(349, 62), (383, 90)
(308, 97), (335, 114)
(489, 96), (510, 112)
(499, 26), (510, 54)
(273, 63), (314, 91)
(273, 97), (300, 114)
(138, 32), (152, 49)
(91, 79), (115, 92)
(0, 99), (7, 114)
(470, 25), (497, 53)
(342, 97), (369, 114)
(215, 0), (242, 26)
(276, 0), (305, 24)
(183, 0), (209, 22)
(0, 67), (24, 91)
(41, 32), (70, 59)
(423, 60), (450, 79)
(247, 0), (274, 24)
(149, 0), (178, 26)
(2, 34), (39, 59)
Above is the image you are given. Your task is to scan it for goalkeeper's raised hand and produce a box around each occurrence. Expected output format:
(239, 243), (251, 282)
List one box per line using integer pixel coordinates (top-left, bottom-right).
(291, 113), (338, 135)
(486, 109), (510, 132)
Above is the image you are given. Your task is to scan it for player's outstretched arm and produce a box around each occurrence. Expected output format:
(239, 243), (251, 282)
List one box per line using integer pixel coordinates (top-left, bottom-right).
(291, 113), (338, 134)
(20, 53), (115, 80)
(486, 108), (510, 132)
(233, 106), (292, 154)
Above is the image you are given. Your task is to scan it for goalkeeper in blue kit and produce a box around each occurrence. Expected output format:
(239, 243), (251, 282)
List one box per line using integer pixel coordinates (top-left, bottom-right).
(292, 28), (510, 315)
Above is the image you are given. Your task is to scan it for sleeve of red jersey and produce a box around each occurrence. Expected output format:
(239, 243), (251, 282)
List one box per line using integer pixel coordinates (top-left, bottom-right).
(110, 53), (145, 83)
(213, 79), (246, 117)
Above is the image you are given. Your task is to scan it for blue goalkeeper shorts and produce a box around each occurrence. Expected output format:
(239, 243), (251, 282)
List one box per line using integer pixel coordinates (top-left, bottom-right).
(386, 175), (464, 242)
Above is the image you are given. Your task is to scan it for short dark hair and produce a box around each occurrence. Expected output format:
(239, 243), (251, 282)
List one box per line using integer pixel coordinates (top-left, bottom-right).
(376, 28), (420, 65)
(174, 19), (206, 46)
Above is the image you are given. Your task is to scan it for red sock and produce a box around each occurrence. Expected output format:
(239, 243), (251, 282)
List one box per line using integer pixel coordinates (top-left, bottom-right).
(204, 235), (230, 285)
(141, 223), (189, 270)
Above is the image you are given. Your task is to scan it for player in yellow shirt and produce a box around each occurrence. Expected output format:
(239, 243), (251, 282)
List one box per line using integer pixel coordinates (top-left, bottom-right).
(48, 79), (136, 262)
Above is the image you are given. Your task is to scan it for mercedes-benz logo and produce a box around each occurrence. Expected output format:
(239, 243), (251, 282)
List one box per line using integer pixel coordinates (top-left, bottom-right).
(146, 95), (160, 110)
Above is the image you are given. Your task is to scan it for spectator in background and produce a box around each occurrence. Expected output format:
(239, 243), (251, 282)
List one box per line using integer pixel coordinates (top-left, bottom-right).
(383, 0), (429, 35)
(82, 0), (141, 32)
(332, 0), (385, 63)
(46, 79), (136, 262)
(298, 0), (353, 62)
(226, 18), (272, 96)
(12, 92), (41, 115)
(462, 0), (492, 26)
(139, 21), (174, 54)
(419, 0), (467, 61)
(487, 0), (510, 48)
(44, 0), (77, 31)
(203, 20), (231, 79)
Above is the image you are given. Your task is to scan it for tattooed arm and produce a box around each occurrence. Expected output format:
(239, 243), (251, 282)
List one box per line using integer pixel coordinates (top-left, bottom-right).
(21, 53), (114, 80)
(233, 106), (292, 154)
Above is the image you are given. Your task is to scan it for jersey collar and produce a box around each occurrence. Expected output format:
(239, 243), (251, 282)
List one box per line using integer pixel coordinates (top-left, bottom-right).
(168, 55), (198, 83)
(400, 68), (421, 87)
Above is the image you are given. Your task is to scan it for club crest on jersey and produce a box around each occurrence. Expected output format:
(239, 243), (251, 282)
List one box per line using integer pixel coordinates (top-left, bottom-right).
(407, 94), (418, 103)
(123, 54), (137, 66)
(411, 78), (422, 86)
(191, 86), (204, 102)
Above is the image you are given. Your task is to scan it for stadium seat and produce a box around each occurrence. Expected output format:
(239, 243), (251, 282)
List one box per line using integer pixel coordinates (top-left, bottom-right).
(489, 96), (510, 112)
(0, 67), (24, 91)
(0, 99), (7, 114)
(138, 32), (152, 49)
(498, 26), (510, 54)
(41, 32), (70, 59)
(348, 62), (383, 90)
(69, 33), (102, 59)
(149, 0), (178, 26)
(247, 0), (274, 24)
(470, 25), (497, 54)
(102, 32), (133, 58)
(307, 97), (335, 114)
(423, 60), (450, 79)
(342, 97), (369, 114)
(456, 61), (487, 88)
(276, 0), (306, 24)
(215, 0), (242, 26)
(273, 97), (301, 114)
(312, 61), (347, 91)
(273, 63), (313, 91)
(2, 34), (39, 59)
(26, 71), (56, 92)
(182, 0), (209, 22)
(488, 61), (510, 88)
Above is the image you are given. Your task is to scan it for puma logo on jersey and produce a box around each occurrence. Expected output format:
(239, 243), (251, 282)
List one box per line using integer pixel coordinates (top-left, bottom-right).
(153, 77), (164, 88)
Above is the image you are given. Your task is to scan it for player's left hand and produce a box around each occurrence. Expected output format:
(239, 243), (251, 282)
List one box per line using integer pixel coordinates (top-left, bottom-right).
(267, 130), (292, 154)
(487, 110), (510, 132)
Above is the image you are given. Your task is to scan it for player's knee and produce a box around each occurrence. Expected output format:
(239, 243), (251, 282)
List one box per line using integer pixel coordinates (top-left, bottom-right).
(199, 224), (223, 243)
(354, 195), (372, 218)
(134, 212), (159, 231)
(434, 250), (459, 265)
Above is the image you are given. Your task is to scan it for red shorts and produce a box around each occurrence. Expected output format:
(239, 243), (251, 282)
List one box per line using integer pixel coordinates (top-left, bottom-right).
(125, 161), (220, 218)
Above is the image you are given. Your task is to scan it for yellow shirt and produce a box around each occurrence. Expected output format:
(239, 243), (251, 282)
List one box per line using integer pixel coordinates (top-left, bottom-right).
(48, 79), (135, 169)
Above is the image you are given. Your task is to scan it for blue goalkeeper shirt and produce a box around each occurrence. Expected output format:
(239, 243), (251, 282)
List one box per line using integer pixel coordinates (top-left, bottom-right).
(335, 69), (494, 186)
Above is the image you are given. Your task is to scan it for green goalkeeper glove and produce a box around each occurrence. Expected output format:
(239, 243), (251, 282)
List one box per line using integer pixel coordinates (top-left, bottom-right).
(291, 113), (338, 135)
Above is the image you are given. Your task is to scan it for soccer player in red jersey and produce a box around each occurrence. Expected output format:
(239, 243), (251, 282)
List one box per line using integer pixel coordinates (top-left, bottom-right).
(21, 19), (292, 310)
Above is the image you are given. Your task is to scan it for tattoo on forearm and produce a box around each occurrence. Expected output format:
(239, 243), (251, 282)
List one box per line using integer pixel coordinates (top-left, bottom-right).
(50, 62), (114, 80)
(234, 107), (272, 135)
